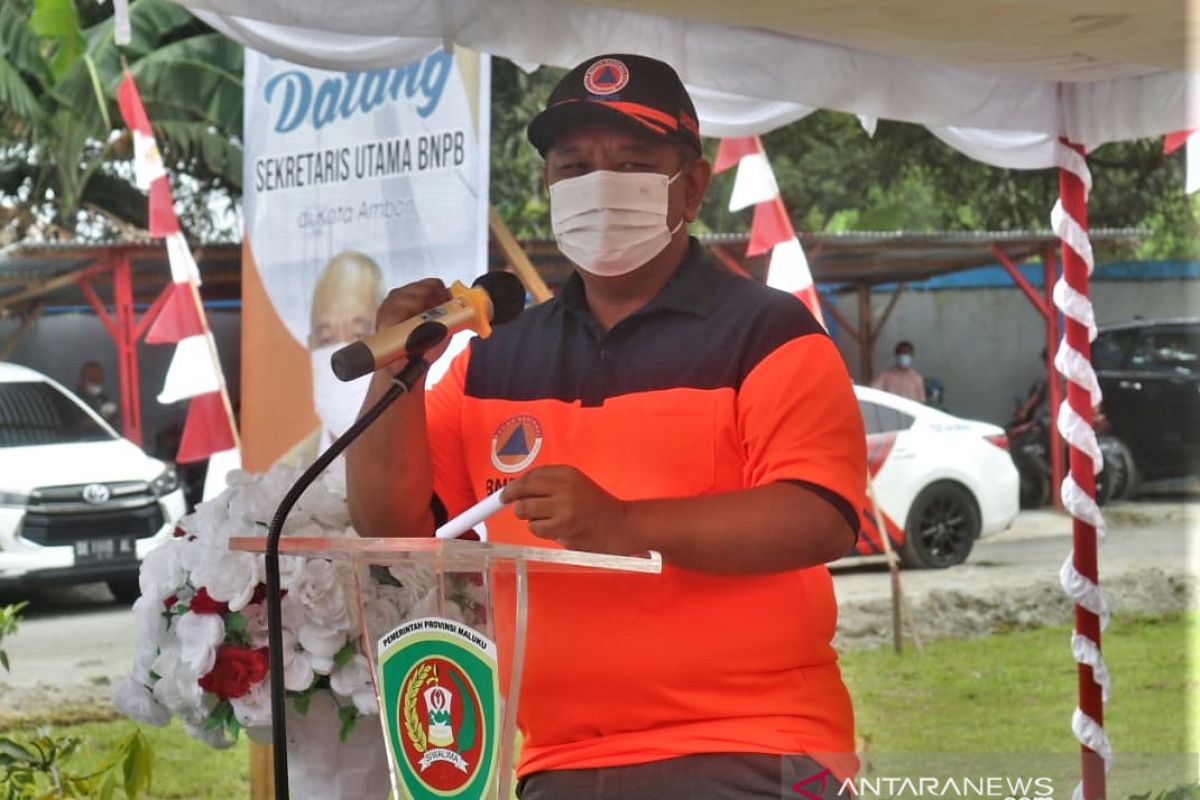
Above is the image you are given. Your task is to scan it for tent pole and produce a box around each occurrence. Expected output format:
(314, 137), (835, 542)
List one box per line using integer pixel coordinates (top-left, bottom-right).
(1058, 142), (1106, 800)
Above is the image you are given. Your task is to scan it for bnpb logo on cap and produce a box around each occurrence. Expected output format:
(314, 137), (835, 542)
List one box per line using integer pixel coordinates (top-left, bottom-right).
(583, 58), (630, 96)
(490, 415), (543, 473)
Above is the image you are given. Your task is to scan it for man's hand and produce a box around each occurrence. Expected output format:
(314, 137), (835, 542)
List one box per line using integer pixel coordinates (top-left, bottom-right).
(373, 278), (454, 371)
(346, 277), (453, 539)
(505, 470), (855, 573)
(501, 466), (636, 554)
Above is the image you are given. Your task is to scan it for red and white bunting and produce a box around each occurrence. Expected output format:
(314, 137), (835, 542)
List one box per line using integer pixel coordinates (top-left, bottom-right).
(117, 73), (180, 238)
(117, 70), (239, 468)
(729, 152), (779, 211)
(715, 137), (825, 328)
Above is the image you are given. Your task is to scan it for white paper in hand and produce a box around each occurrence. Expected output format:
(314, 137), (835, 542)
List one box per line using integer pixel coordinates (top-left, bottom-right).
(434, 492), (506, 541)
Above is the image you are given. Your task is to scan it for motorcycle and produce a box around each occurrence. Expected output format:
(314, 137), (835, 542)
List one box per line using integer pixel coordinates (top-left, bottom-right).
(1006, 406), (1136, 509)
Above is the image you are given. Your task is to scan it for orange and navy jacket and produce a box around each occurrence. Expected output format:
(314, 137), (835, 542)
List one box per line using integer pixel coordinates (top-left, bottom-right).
(425, 239), (867, 778)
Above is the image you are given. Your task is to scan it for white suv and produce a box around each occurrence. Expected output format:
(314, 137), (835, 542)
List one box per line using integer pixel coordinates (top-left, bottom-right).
(0, 363), (186, 602)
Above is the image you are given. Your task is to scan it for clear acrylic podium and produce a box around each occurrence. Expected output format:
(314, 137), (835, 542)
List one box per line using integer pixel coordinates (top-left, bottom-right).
(230, 535), (662, 800)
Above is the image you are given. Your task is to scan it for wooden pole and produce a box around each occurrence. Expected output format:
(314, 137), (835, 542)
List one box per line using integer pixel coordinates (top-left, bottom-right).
(873, 282), (906, 339)
(857, 283), (873, 382)
(248, 742), (275, 800)
(488, 206), (552, 303)
(0, 302), (43, 361)
(866, 476), (923, 654)
(0, 263), (106, 312)
(819, 297), (862, 346)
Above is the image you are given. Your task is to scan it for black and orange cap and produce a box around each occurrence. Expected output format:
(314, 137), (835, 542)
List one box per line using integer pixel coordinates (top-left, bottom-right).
(527, 54), (702, 157)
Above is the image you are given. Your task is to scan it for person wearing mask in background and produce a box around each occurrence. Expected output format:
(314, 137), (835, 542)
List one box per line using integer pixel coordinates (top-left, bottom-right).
(872, 340), (926, 403)
(76, 360), (119, 428)
(347, 54), (866, 799)
(279, 249), (384, 466)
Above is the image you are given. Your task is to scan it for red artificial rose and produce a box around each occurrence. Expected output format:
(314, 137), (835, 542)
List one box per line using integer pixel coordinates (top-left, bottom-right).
(189, 587), (229, 615)
(198, 646), (269, 700)
(163, 595), (178, 610)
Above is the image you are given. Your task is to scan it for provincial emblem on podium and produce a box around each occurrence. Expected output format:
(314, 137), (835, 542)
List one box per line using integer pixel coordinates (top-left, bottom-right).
(378, 617), (500, 799)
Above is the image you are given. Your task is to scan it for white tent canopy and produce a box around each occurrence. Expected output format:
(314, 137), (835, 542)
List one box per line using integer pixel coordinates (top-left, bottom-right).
(182, 0), (1195, 146)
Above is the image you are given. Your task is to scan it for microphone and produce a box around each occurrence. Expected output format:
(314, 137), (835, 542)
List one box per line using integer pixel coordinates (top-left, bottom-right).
(331, 271), (525, 381)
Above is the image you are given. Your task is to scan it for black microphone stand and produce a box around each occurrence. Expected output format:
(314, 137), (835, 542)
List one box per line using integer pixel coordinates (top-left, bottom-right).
(264, 353), (431, 800)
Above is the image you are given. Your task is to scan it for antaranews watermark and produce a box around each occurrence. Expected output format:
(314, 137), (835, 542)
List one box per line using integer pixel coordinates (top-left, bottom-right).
(782, 752), (1198, 800)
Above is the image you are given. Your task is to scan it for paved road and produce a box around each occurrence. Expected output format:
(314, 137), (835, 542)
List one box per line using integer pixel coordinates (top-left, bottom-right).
(0, 498), (1194, 708)
(834, 498), (1195, 601)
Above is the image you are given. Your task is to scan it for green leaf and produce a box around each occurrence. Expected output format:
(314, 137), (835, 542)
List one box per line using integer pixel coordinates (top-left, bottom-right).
(130, 33), (243, 134)
(121, 730), (153, 799)
(336, 705), (358, 743)
(30, 0), (85, 81)
(0, 3), (51, 87)
(0, 57), (44, 124)
(81, 52), (110, 131)
(332, 642), (356, 669)
(202, 701), (232, 732)
(0, 736), (36, 763)
(224, 612), (247, 634)
(292, 690), (313, 716)
(97, 769), (117, 800)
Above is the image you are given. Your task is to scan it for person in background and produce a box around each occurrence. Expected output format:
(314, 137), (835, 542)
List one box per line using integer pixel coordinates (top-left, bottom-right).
(872, 340), (926, 403)
(76, 360), (119, 428)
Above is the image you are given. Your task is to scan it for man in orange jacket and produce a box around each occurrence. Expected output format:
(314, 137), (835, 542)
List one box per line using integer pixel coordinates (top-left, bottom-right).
(347, 53), (867, 800)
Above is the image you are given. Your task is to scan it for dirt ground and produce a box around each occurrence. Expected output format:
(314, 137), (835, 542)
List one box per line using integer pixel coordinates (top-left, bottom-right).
(832, 498), (1195, 650)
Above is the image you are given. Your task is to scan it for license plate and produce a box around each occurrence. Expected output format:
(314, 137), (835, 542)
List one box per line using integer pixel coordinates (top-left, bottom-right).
(73, 537), (137, 564)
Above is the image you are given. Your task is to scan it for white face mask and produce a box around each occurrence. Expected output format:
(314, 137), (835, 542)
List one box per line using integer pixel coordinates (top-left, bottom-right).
(310, 345), (371, 444)
(896, 353), (914, 369)
(549, 170), (684, 277)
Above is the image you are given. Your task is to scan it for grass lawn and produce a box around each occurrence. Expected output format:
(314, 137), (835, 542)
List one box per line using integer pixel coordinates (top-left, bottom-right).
(0, 612), (1191, 799)
(843, 611), (1194, 754)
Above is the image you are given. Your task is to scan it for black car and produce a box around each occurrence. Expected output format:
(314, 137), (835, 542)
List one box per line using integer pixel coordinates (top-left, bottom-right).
(1092, 317), (1200, 492)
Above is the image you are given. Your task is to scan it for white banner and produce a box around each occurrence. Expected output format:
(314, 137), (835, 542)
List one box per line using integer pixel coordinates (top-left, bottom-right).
(242, 48), (490, 466)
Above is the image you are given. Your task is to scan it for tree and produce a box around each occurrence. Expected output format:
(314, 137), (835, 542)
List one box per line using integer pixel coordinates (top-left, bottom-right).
(489, 58), (563, 239)
(0, 0), (242, 244)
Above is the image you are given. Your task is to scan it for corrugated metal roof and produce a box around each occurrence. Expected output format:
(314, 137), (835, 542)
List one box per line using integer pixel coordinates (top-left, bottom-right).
(0, 241), (241, 311)
(511, 228), (1146, 286)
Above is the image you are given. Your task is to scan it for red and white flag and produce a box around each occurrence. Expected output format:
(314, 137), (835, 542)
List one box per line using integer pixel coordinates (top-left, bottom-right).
(117, 70), (239, 468)
(714, 136), (826, 328)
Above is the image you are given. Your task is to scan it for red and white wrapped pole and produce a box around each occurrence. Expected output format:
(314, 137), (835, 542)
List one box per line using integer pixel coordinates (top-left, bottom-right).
(1052, 142), (1111, 800)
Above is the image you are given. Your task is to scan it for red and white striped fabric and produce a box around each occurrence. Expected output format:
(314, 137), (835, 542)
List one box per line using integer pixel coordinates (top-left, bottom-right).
(117, 70), (238, 466)
(714, 137), (826, 328)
